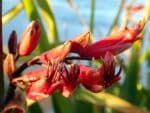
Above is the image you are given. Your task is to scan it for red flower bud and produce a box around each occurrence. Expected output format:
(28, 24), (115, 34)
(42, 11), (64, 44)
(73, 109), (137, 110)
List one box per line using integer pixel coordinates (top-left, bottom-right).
(79, 52), (121, 92)
(18, 20), (41, 56)
(3, 54), (16, 78)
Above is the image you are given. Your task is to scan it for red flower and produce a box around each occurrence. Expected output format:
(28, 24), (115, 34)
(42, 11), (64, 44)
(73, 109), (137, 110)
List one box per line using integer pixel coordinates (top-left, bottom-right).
(13, 63), (80, 100)
(40, 41), (72, 64)
(75, 22), (144, 59)
(40, 32), (90, 64)
(13, 67), (61, 100)
(79, 52), (121, 92)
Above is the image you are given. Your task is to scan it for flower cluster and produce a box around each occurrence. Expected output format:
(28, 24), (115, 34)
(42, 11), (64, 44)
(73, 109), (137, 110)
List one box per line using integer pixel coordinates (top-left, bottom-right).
(5, 20), (144, 101)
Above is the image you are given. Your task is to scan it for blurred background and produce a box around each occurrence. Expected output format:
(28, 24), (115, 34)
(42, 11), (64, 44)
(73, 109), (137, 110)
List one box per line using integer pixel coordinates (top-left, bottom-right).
(3, 0), (150, 113)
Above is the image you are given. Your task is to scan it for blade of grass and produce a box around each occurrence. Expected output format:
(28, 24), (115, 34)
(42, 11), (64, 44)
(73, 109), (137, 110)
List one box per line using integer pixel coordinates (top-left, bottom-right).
(52, 93), (76, 113)
(74, 88), (145, 113)
(2, 2), (23, 25)
(22, 0), (50, 52)
(90, 0), (95, 33)
(28, 102), (43, 113)
(73, 101), (95, 113)
(36, 0), (59, 43)
(107, 0), (125, 34)
(121, 42), (141, 105)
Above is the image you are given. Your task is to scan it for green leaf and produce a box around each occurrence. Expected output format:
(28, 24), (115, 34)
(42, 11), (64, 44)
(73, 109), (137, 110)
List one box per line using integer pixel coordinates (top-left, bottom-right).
(74, 88), (145, 113)
(52, 92), (76, 113)
(120, 42), (141, 105)
(36, 0), (59, 43)
(90, 0), (95, 33)
(22, 0), (50, 52)
(28, 102), (43, 113)
(2, 2), (23, 25)
(72, 98), (95, 113)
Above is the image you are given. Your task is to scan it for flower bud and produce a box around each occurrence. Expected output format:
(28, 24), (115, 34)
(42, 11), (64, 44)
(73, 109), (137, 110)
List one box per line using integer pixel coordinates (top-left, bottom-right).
(8, 30), (17, 55)
(18, 20), (41, 56)
(3, 54), (16, 78)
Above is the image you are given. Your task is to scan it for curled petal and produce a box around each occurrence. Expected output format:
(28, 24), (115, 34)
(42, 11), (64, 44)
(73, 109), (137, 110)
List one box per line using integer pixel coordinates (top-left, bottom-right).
(79, 64), (104, 92)
(26, 78), (61, 101)
(79, 52), (121, 93)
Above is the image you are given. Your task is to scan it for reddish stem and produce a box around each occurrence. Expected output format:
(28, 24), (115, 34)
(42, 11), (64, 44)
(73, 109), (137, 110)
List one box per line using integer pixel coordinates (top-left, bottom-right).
(0, 0), (4, 111)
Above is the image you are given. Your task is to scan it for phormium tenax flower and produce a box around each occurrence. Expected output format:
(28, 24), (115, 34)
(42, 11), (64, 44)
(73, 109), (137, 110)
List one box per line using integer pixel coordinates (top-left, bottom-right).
(12, 22), (144, 101)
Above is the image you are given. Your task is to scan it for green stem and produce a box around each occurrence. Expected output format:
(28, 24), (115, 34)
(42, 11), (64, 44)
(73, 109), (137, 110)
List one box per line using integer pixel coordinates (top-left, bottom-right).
(108, 0), (125, 34)
(2, 2), (23, 25)
(90, 0), (95, 33)
(143, 0), (150, 21)
(0, 0), (4, 111)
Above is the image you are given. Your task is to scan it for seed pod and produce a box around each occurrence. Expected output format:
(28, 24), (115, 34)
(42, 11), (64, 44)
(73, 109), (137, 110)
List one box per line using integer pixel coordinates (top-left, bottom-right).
(18, 20), (41, 56)
(8, 30), (17, 55)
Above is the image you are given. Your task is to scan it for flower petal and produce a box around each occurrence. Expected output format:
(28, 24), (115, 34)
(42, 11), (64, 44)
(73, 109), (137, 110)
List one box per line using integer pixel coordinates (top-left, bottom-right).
(40, 41), (72, 63)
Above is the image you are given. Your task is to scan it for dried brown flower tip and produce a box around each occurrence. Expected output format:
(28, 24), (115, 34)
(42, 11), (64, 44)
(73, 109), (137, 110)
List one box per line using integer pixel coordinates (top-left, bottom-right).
(8, 30), (17, 55)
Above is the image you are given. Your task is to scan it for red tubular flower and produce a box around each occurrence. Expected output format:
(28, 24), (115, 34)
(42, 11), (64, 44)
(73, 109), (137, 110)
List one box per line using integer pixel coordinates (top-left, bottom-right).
(40, 41), (72, 64)
(18, 20), (41, 56)
(13, 67), (61, 100)
(79, 52), (121, 92)
(40, 32), (90, 63)
(13, 62), (80, 100)
(75, 22), (144, 59)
